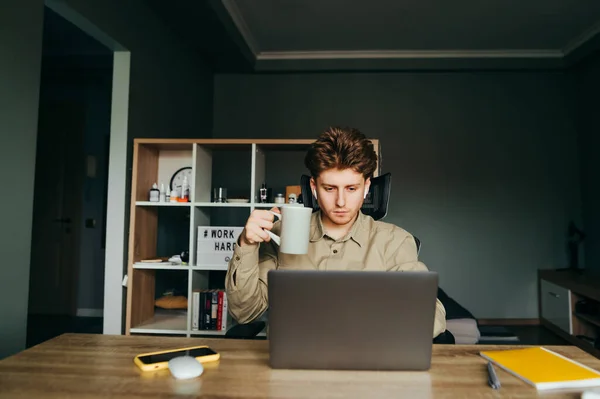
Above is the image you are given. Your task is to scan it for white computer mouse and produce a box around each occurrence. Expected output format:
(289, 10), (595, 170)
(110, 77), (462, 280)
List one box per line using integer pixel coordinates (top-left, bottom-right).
(583, 388), (600, 399)
(168, 356), (204, 379)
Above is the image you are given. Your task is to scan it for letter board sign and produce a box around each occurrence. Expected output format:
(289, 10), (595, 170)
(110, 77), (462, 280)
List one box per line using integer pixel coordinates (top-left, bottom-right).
(196, 226), (244, 267)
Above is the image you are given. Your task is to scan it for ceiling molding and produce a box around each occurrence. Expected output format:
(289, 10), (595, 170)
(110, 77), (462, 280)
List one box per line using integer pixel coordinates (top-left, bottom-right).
(562, 19), (600, 56)
(46, 0), (126, 51)
(253, 56), (565, 72)
(220, 0), (260, 55)
(256, 50), (564, 61)
(219, 0), (600, 70)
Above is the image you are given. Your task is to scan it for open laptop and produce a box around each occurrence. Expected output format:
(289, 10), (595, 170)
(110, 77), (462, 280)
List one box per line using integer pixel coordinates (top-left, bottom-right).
(267, 269), (439, 371)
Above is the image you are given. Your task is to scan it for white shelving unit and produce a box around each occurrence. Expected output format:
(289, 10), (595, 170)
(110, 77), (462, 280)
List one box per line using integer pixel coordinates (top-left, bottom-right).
(125, 138), (381, 337)
(135, 201), (191, 207)
(129, 309), (188, 334)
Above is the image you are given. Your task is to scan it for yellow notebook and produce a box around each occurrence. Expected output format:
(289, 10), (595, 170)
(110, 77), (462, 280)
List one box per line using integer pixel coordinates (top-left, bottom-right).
(480, 347), (600, 391)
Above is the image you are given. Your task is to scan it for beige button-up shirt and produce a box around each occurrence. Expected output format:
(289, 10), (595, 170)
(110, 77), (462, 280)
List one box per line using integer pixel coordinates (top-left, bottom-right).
(225, 210), (447, 338)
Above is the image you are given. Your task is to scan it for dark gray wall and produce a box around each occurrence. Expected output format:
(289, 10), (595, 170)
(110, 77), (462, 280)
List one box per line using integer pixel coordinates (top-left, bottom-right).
(213, 72), (581, 318)
(0, 0), (45, 359)
(61, 0), (214, 143)
(60, 0), (215, 331)
(1, 0), (215, 357)
(574, 52), (600, 273)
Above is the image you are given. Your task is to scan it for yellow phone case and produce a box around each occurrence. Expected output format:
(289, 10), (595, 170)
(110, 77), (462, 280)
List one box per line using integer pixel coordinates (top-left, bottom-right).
(133, 345), (220, 372)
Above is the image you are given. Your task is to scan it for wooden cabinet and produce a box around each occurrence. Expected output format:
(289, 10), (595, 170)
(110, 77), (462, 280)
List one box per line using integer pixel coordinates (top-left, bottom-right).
(125, 138), (381, 337)
(539, 269), (600, 357)
(539, 279), (572, 334)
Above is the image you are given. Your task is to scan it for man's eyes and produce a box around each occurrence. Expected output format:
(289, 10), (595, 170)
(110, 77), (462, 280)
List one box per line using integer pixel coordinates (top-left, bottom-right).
(323, 187), (357, 192)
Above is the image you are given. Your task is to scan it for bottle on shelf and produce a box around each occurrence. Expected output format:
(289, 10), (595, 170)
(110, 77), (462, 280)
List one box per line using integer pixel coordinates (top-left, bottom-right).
(180, 176), (190, 202)
(170, 187), (179, 203)
(149, 183), (160, 202)
(159, 183), (166, 202)
(274, 193), (285, 204)
(260, 183), (267, 203)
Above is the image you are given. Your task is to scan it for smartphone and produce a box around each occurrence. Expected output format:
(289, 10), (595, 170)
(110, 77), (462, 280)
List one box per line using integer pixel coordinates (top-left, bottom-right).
(134, 345), (220, 372)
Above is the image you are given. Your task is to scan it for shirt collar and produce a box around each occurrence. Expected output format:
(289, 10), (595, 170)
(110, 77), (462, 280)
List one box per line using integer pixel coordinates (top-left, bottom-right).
(310, 210), (368, 247)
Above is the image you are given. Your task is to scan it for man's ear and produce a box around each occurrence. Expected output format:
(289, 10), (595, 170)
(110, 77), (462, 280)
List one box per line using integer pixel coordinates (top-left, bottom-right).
(363, 178), (371, 199)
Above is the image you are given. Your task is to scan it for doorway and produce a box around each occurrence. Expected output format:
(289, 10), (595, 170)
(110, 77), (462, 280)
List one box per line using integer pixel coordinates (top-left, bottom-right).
(27, 6), (115, 347)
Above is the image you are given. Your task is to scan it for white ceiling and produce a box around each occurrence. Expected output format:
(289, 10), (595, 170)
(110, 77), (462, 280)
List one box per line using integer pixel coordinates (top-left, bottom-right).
(218, 0), (600, 70)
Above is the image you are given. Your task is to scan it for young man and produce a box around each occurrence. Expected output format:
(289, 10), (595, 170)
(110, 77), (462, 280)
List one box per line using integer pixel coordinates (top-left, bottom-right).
(225, 127), (447, 338)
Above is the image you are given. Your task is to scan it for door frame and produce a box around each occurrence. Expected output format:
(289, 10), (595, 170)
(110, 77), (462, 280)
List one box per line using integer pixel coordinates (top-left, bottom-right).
(45, 1), (130, 334)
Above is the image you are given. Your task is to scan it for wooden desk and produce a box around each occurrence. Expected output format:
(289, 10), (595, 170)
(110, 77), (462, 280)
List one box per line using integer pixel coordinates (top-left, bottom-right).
(1, 334), (599, 398)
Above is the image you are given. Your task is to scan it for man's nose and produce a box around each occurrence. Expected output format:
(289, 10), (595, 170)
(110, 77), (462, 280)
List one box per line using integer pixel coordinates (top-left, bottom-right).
(336, 191), (345, 207)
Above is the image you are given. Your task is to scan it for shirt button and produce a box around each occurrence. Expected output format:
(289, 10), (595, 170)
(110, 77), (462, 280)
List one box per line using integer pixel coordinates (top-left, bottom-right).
(235, 256), (240, 261)
(333, 249), (338, 254)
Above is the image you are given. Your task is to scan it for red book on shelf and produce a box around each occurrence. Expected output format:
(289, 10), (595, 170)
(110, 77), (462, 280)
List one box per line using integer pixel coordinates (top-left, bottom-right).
(217, 291), (224, 330)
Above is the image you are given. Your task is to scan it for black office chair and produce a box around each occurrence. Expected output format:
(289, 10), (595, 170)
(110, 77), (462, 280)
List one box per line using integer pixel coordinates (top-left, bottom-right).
(226, 172), (455, 343)
(225, 321), (266, 339)
(225, 173), (393, 339)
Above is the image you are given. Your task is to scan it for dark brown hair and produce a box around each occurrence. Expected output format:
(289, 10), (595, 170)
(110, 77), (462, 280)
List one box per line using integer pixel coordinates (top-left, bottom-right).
(304, 126), (378, 179)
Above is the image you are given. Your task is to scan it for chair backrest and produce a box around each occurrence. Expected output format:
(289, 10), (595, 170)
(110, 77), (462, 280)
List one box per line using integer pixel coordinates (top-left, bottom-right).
(300, 173), (392, 221)
(414, 235), (421, 256)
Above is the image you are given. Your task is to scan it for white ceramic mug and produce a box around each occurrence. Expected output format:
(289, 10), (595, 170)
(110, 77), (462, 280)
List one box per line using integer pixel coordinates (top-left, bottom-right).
(265, 205), (313, 254)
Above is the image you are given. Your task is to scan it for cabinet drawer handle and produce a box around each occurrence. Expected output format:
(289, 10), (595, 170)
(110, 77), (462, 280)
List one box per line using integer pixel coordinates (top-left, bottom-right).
(548, 291), (560, 298)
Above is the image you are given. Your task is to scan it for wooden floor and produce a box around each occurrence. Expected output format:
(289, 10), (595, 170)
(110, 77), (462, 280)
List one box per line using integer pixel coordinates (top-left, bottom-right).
(500, 325), (571, 346)
(27, 314), (103, 348)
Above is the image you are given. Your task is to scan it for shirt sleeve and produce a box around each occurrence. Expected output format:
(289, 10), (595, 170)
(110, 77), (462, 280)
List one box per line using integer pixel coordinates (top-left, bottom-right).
(224, 228), (279, 324)
(386, 231), (447, 339)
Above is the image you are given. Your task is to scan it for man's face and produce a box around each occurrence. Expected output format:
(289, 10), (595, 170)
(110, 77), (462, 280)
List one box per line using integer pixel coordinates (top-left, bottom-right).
(310, 168), (370, 227)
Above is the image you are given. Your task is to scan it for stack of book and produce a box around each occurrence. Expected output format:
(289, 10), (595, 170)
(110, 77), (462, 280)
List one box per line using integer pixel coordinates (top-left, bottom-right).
(191, 289), (229, 332)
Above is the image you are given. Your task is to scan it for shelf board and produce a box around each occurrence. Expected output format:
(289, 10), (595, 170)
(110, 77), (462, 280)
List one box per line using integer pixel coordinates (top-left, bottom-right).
(190, 265), (228, 271)
(574, 312), (600, 328)
(136, 201), (191, 207)
(133, 262), (190, 270)
(194, 202), (252, 207)
(192, 202), (306, 208)
(252, 202), (287, 208)
(190, 329), (227, 336)
(131, 263), (229, 271)
(573, 336), (600, 358)
(135, 201), (310, 209)
(130, 310), (187, 334)
(189, 329), (267, 337)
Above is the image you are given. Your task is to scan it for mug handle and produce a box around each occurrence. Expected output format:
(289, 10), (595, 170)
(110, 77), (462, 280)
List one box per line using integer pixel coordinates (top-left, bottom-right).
(265, 211), (281, 246)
